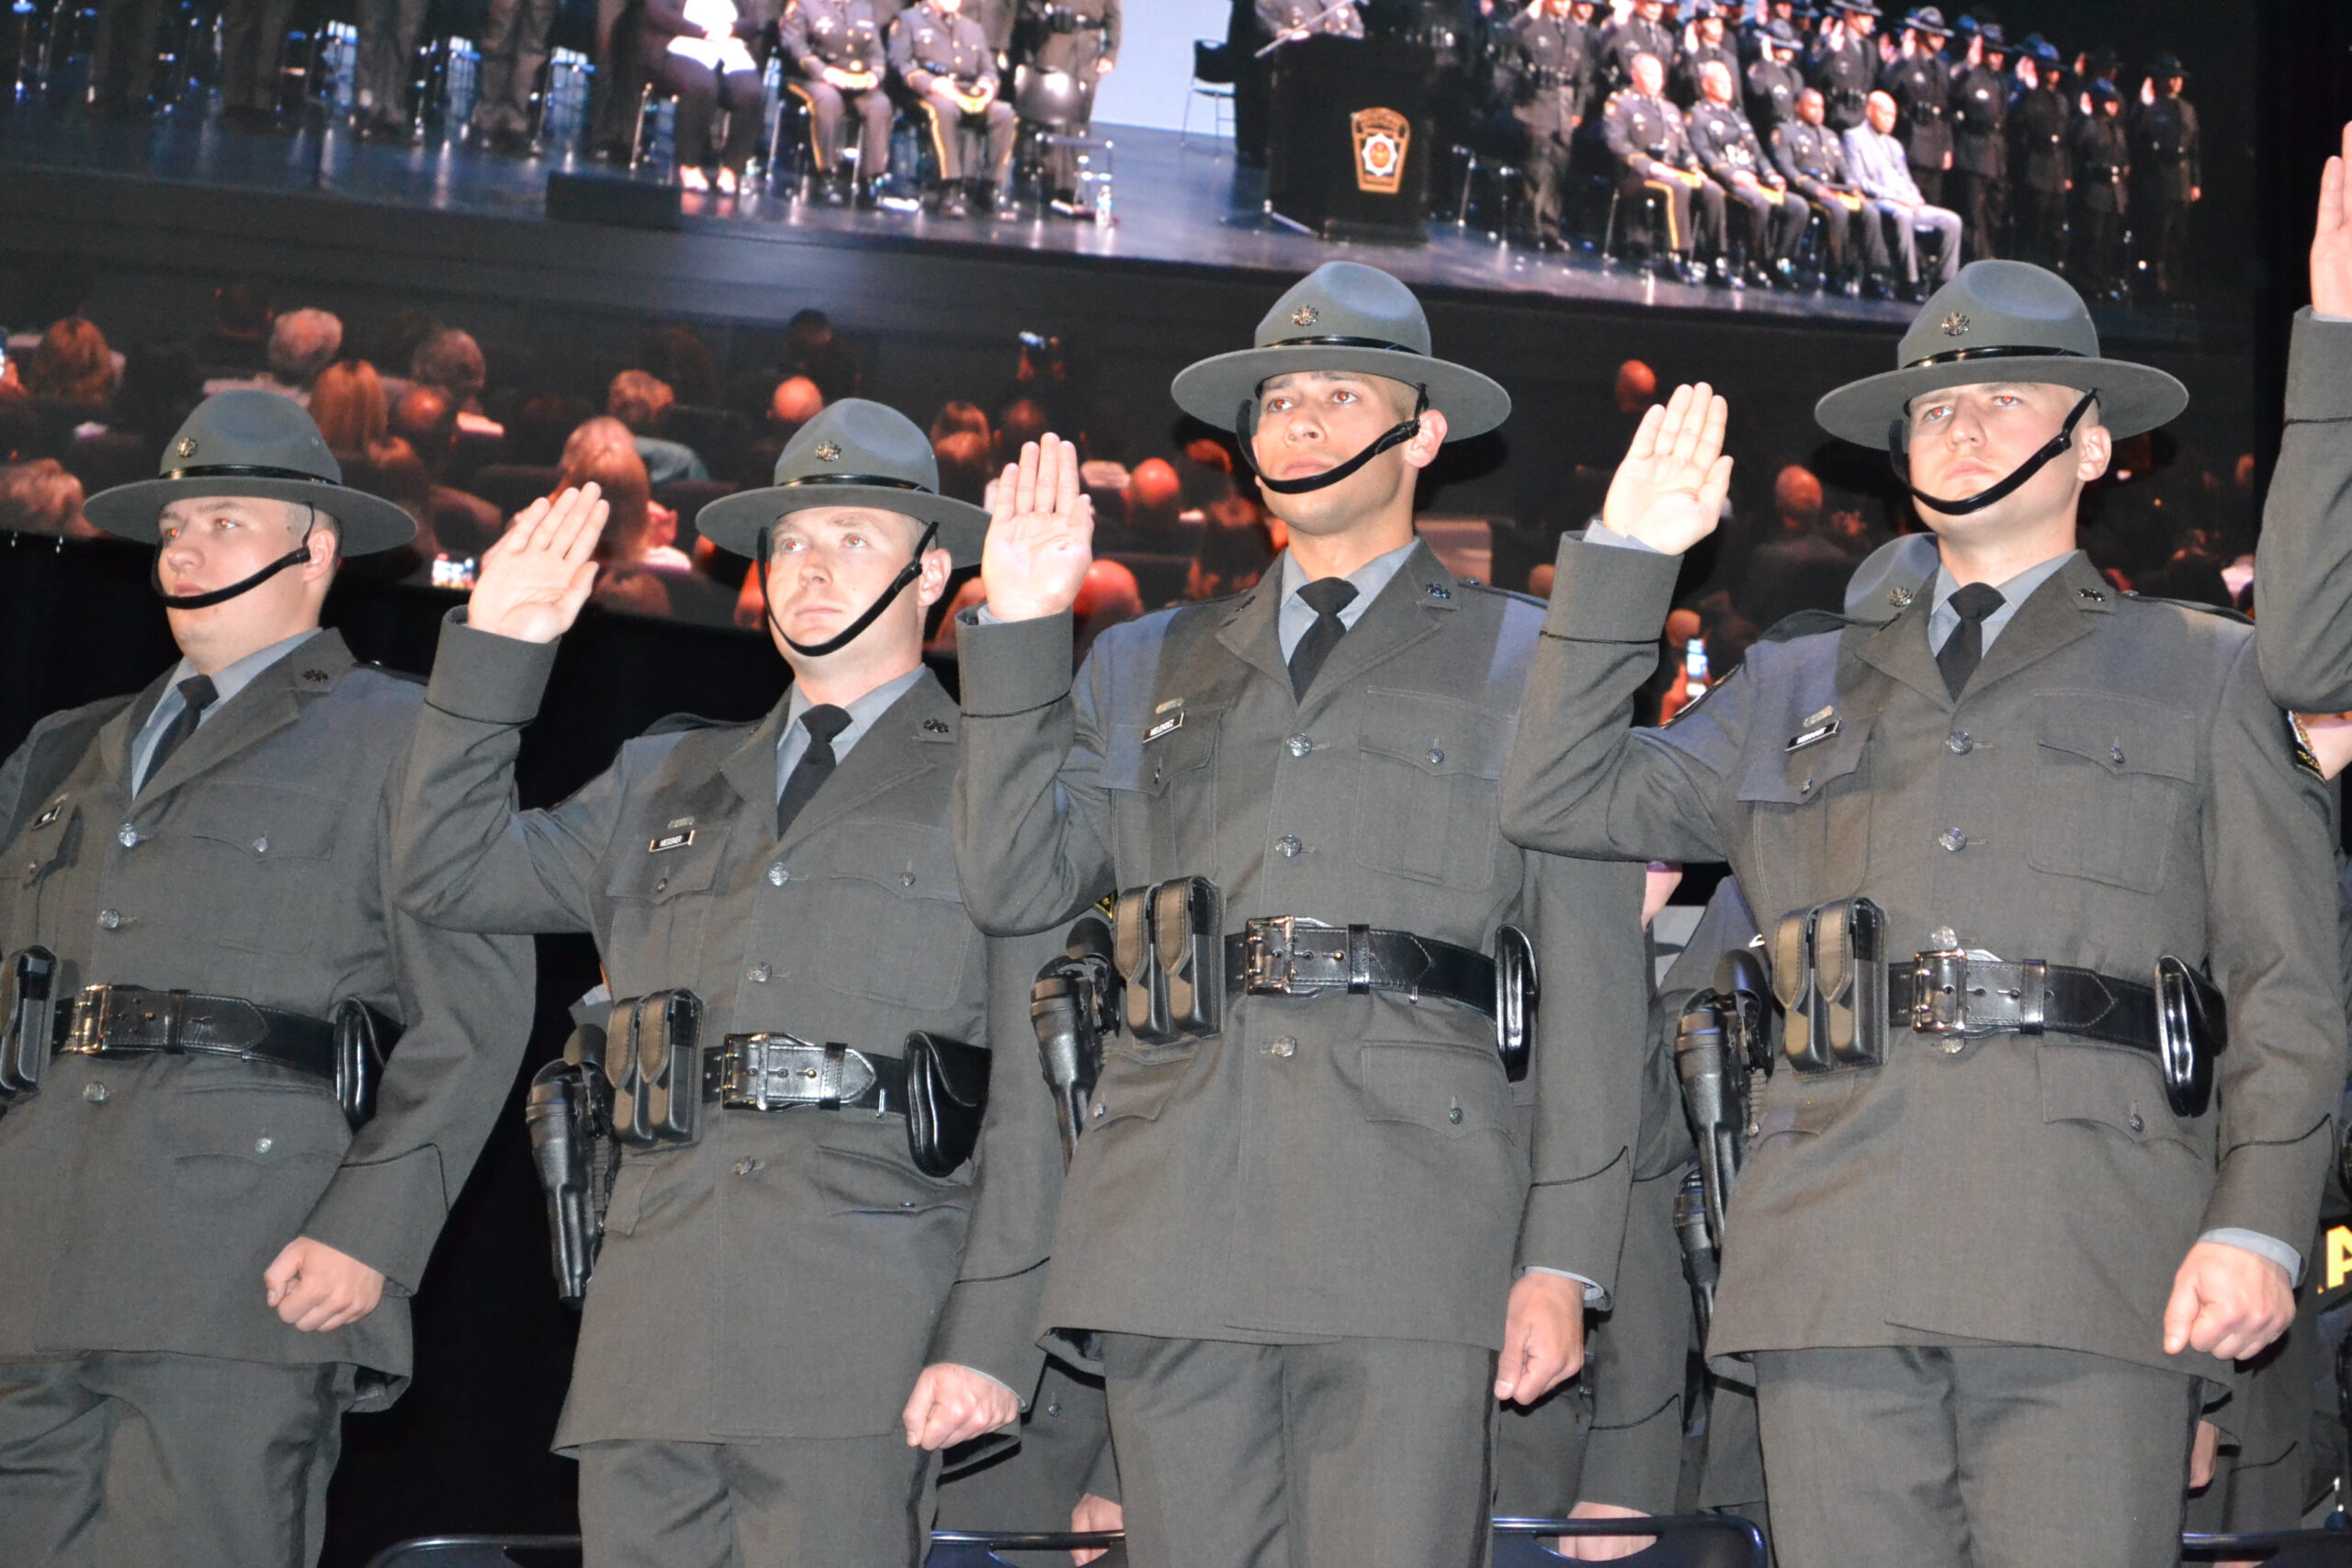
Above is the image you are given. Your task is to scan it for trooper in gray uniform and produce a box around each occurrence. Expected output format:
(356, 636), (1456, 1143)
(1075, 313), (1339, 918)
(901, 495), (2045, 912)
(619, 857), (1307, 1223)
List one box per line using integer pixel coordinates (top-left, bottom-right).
(784, 0), (898, 204)
(389, 400), (1064, 1568)
(1011, 0), (1119, 213)
(889, 0), (1017, 217)
(1775, 86), (1891, 294)
(1498, 261), (2346, 1568)
(2253, 126), (2352, 716)
(0, 390), (535, 1568)
(951, 260), (1649, 1567)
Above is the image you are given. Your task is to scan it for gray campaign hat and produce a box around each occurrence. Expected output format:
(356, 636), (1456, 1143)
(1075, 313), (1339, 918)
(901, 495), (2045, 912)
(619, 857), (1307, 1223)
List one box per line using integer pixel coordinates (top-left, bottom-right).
(82, 389), (417, 555)
(695, 398), (991, 565)
(1170, 262), (1511, 442)
(1814, 260), (2188, 447)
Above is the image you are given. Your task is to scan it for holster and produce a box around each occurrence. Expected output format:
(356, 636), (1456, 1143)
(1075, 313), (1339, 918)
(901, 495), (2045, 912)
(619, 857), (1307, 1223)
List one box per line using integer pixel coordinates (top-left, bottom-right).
(1114, 877), (1224, 1045)
(1031, 912), (1118, 1167)
(902, 1031), (992, 1178)
(0, 946), (61, 1104)
(526, 1021), (620, 1303)
(1674, 993), (1746, 1254)
(1494, 925), (1537, 1084)
(2154, 955), (2225, 1118)
(1674, 1165), (1717, 1343)
(330, 998), (398, 1130)
(606, 990), (703, 1148)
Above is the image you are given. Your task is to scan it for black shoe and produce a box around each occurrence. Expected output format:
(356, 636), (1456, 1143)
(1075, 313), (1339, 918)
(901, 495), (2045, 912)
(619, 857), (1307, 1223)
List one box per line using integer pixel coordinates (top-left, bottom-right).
(822, 173), (849, 206)
(938, 185), (967, 217)
(1537, 231), (1566, 254)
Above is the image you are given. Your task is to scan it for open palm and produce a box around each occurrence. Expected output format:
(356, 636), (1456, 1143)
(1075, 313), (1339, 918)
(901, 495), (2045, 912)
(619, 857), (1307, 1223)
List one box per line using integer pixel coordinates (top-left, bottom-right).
(469, 483), (609, 643)
(1600, 382), (1734, 555)
(2313, 123), (2352, 319)
(981, 432), (1094, 622)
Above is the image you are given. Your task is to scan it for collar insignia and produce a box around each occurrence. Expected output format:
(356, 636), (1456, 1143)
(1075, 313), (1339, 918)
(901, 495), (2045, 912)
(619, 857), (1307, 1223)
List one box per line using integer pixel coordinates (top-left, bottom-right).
(1889, 584), (1916, 607)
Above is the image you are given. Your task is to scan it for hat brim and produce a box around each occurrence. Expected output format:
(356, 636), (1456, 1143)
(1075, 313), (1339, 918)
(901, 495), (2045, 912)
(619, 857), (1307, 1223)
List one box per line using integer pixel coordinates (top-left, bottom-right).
(695, 483), (991, 566)
(1814, 355), (2188, 446)
(1171, 345), (1512, 444)
(82, 475), (420, 555)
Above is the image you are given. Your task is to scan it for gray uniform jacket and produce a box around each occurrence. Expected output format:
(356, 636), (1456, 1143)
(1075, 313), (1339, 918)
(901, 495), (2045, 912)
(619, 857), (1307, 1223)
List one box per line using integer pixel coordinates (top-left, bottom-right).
(2251, 313), (2352, 712)
(392, 615), (1061, 1446)
(951, 540), (1649, 1352)
(784, 0), (888, 73)
(0, 632), (534, 1409)
(1499, 539), (2345, 1379)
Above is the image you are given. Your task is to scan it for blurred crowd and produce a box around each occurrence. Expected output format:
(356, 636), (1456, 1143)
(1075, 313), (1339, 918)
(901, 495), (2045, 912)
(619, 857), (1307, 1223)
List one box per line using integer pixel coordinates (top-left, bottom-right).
(0, 285), (2255, 683)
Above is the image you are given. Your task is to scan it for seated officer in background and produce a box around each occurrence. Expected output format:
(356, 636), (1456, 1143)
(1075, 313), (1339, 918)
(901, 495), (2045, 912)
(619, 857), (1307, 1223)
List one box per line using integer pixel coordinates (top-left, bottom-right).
(784, 0), (897, 205)
(389, 400), (1063, 1567)
(0, 391), (534, 1568)
(1499, 260), (2346, 1568)
(1011, 0), (1119, 215)
(1774, 86), (1890, 296)
(953, 260), (1649, 1567)
(1687, 59), (1807, 288)
(1606, 52), (1728, 287)
(890, 0), (1017, 218)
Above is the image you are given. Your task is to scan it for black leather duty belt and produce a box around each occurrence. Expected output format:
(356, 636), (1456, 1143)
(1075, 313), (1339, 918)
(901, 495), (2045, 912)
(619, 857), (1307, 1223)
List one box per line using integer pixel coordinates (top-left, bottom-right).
(62, 985), (335, 1079)
(1223, 918), (1497, 1020)
(1885, 953), (2160, 1052)
(702, 1033), (908, 1114)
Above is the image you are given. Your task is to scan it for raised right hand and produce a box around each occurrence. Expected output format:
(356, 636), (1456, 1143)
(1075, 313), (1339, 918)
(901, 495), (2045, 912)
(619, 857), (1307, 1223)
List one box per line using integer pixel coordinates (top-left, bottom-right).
(982, 433), (1093, 621)
(1599, 382), (1733, 555)
(469, 483), (608, 643)
(2312, 122), (2352, 318)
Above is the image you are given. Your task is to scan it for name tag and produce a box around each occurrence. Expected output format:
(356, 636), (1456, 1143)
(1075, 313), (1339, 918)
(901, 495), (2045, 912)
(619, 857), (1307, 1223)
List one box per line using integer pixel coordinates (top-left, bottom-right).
(649, 829), (696, 853)
(1145, 704), (1184, 743)
(1785, 717), (1840, 753)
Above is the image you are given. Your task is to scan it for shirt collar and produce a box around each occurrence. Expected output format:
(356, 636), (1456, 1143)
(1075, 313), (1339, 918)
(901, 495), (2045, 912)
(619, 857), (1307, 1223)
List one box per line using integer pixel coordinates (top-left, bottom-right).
(1926, 548), (2081, 653)
(776, 664), (925, 781)
(131, 627), (322, 794)
(1274, 536), (1419, 658)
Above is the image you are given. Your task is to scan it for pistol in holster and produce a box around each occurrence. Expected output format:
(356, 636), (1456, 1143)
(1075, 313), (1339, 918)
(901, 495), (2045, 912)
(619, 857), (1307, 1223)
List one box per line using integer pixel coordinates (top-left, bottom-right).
(526, 1019), (621, 1304)
(1032, 910), (1120, 1167)
(1772, 896), (1888, 1075)
(1113, 877), (1223, 1045)
(0, 946), (62, 1111)
(1674, 1165), (1718, 1342)
(1674, 942), (1773, 1258)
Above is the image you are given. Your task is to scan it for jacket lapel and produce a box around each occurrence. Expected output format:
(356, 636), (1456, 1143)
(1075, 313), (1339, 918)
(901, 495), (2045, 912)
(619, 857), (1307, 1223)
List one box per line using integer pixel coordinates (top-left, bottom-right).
(774, 671), (954, 854)
(100, 668), (177, 797)
(1213, 577), (1290, 694)
(1962, 552), (2113, 696)
(135, 631), (353, 803)
(1855, 591), (1952, 711)
(1295, 537), (1452, 711)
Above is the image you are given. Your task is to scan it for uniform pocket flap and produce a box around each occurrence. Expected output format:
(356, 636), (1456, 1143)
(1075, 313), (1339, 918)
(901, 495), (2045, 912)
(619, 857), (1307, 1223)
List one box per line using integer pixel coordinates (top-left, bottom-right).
(1089, 1047), (1195, 1125)
(1357, 1041), (1511, 1138)
(1736, 720), (1868, 805)
(1100, 710), (1221, 796)
(1750, 1073), (1860, 1141)
(1357, 691), (1514, 781)
(2034, 693), (2198, 782)
(182, 785), (344, 860)
(823, 818), (962, 901)
(815, 1143), (969, 1214)
(2039, 1041), (2200, 1148)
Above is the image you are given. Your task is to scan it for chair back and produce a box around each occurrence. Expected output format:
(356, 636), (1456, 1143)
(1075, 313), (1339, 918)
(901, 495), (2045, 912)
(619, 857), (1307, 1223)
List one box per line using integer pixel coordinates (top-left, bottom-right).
(1192, 39), (1235, 85)
(1493, 1515), (1769, 1568)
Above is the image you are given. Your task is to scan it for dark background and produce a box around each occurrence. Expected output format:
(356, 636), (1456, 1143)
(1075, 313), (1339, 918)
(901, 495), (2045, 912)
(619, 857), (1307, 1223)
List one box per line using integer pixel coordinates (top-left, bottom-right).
(0, 0), (2345, 1557)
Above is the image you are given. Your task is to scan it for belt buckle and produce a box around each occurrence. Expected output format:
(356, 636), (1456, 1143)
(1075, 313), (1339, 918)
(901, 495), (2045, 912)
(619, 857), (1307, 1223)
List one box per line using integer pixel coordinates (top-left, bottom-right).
(1243, 917), (1339, 996)
(732, 1032), (801, 1112)
(1910, 947), (1968, 1035)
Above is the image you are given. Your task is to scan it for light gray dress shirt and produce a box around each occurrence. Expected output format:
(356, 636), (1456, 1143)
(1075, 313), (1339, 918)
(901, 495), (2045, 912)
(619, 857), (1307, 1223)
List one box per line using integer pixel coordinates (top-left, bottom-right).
(130, 627), (323, 795)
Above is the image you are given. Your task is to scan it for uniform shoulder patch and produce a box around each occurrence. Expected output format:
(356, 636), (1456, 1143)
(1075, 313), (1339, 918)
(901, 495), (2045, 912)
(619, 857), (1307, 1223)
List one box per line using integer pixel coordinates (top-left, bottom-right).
(1662, 660), (1742, 726)
(1755, 607), (1858, 644)
(644, 711), (731, 736)
(2288, 711), (2328, 780)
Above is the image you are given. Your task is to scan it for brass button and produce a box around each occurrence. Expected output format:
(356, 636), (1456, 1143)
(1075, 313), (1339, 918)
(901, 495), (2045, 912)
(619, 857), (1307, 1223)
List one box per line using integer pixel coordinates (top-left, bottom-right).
(1286, 735), (1312, 758)
(1947, 731), (1973, 754)
(96, 909), (122, 931)
(1277, 835), (1302, 858)
(83, 1081), (107, 1103)
(117, 824), (138, 849)
(735, 1157), (762, 1176)
(1427, 747), (1445, 766)
(253, 836), (268, 854)
(751, 964), (772, 983)
(768, 863), (788, 886)
(1447, 1101), (1464, 1124)
(1271, 1037), (1296, 1058)
(254, 1136), (274, 1154)
(1938, 828), (1967, 852)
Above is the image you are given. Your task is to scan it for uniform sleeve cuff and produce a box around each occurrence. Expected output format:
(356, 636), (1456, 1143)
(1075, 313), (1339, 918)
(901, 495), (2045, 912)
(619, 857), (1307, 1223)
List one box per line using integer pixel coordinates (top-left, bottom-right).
(956, 609), (1075, 717)
(1523, 1264), (1608, 1305)
(2286, 308), (2352, 423)
(1541, 535), (1684, 644)
(300, 1145), (451, 1296)
(424, 608), (560, 727)
(2197, 1227), (2305, 1289)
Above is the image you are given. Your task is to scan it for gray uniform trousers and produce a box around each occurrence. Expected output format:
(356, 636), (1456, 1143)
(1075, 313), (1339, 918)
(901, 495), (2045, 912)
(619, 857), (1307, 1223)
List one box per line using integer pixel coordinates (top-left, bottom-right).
(578, 1431), (937, 1568)
(0, 1355), (355, 1568)
(471, 0), (560, 136)
(357, 0), (431, 123)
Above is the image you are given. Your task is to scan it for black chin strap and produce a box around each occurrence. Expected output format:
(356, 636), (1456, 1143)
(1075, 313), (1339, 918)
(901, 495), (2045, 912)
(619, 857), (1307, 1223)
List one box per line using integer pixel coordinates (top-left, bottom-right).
(152, 507), (320, 610)
(1235, 385), (1429, 495)
(756, 518), (941, 659)
(1889, 389), (2099, 516)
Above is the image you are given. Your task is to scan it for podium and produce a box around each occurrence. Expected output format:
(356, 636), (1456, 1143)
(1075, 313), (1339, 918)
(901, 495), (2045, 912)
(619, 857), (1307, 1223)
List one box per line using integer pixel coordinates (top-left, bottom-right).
(1264, 36), (1434, 244)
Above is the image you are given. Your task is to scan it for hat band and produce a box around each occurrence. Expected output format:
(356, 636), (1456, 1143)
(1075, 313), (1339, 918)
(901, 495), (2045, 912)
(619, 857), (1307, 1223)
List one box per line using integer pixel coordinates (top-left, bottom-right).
(778, 472), (933, 494)
(1264, 334), (1426, 355)
(1903, 344), (2089, 371)
(160, 462), (342, 487)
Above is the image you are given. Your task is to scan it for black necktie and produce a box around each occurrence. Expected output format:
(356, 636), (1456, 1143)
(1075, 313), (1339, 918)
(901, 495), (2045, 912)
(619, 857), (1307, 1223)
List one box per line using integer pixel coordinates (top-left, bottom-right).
(1936, 581), (2007, 699)
(140, 674), (218, 792)
(1287, 578), (1361, 700)
(775, 705), (853, 839)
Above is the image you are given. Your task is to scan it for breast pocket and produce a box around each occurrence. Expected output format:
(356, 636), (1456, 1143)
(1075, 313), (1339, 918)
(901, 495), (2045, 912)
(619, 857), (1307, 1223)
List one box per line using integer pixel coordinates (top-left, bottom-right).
(1100, 710), (1221, 883)
(1735, 719), (1871, 909)
(181, 786), (345, 953)
(2026, 694), (2197, 893)
(603, 824), (731, 977)
(1351, 691), (1510, 891)
(814, 820), (977, 1010)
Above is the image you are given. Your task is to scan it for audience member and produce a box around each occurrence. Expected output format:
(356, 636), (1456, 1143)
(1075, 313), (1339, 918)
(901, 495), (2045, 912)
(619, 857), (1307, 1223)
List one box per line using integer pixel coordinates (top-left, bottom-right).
(785, 309), (862, 403)
(208, 307), (343, 403)
(995, 396), (1050, 465)
(1114, 456), (1191, 554)
(933, 430), (994, 504)
(607, 368), (711, 482)
(1186, 506), (1275, 600)
(1073, 557), (1144, 665)
(411, 328), (503, 436)
(314, 361), (424, 475)
(1738, 462), (1857, 630)
(740, 376), (826, 487)
(0, 458), (99, 538)
(375, 309), (443, 393)
(198, 277), (275, 374)
(558, 416), (695, 618)
(931, 400), (990, 446)
(391, 385), (504, 556)
(27, 319), (117, 412)
(111, 344), (206, 446)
